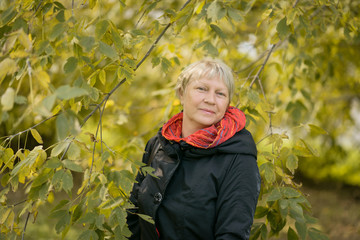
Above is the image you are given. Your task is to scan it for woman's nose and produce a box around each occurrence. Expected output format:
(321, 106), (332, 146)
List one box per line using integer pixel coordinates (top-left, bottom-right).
(204, 92), (216, 104)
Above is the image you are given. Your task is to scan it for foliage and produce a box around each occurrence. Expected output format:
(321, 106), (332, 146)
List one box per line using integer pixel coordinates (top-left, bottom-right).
(0, 0), (359, 239)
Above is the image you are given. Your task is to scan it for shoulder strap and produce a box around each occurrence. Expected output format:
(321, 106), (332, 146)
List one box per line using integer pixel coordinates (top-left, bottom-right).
(147, 137), (161, 166)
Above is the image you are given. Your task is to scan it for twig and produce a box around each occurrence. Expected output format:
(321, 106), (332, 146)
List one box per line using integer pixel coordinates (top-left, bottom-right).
(81, 0), (192, 128)
(13, 200), (27, 207)
(5, 114), (58, 141)
(21, 212), (31, 240)
(293, 0), (300, 8)
(78, 0), (193, 188)
(72, 0), (75, 17)
(249, 43), (277, 88)
(249, 43), (278, 136)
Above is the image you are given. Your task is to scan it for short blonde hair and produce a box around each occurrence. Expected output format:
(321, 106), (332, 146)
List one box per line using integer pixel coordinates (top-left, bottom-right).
(175, 58), (234, 101)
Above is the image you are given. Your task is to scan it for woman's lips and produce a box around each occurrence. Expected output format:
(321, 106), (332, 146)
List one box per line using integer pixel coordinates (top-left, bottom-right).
(199, 108), (215, 114)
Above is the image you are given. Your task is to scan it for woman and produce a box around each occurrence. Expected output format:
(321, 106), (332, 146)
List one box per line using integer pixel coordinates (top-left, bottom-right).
(127, 59), (261, 240)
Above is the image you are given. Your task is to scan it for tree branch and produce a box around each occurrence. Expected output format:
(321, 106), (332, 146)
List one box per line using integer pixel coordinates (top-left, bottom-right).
(21, 212), (31, 240)
(81, 0), (192, 129)
(248, 43), (278, 135)
(249, 43), (277, 89)
(293, 0), (300, 8)
(77, 0), (193, 191)
(4, 114), (58, 144)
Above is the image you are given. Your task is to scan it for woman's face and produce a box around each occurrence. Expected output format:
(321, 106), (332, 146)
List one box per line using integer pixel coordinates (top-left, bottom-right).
(180, 76), (229, 137)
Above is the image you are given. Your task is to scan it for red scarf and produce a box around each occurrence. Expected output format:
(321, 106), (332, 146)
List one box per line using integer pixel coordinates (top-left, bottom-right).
(161, 106), (246, 149)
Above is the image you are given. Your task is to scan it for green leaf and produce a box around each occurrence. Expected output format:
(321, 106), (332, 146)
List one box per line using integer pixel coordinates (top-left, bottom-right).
(14, 95), (27, 105)
(111, 28), (124, 51)
(30, 129), (43, 144)
(11, 146), (42, 176)
(288, 227), (299, 240)
(99, 41), (118, 60)
(308, 124), (328, 135)
(151, 56), (160, 68)
(161, 57), (172, 73)
(67, 143), (81, 160)
(55, 114), (69, 141)
(78, 230), (99, 240)
(281, 187), (301, 198)
(56, 10), (65, 22)
(49, 23), (66, 41)
(64, 57), (78, 74)
(203, 40), (219, 56)
(286, 154), (298, 174)
(77, 212), (97, 225)
(51, 200), (69, 213)
(71, 202), (83, 223)
(289, 200), (305, 223)
(55, 85), (89, 100)
(0, 148), (14, 173)
(267, 210), (286, 233)
(32, 168), (53, 187)
(276, 17), (290, 40)
(1, 7), (17, 26)
(300, 139), (319, 157)
(137, 213), (154, 224)
(254, 206), (269, 218)
(117, 66), (134, 80)
(62, 169), (73, 193)
(79, 36), (95, 52)
(95, 20), (109, 39)
(207, 1), (226, 21)
(260, 162), (275, 183)
(55, 210), (71, 233)
(247, 89), (261, 105)
(101, 151), (110, 162)
(308, 228), (329, 240)
(267, 188), (282, 202)
(210, 24), (227, 40)
(173, 3), (194, 33)
(62, 159), (83, 172)
(227, 7), (243, 22)
(279, 199), (289, 218)
(295, 221), (307, 240)
(52, 169), (73, 193)
(45, 157), (62, 169)
(42, 94), (56, 112)
(114, 207), (127, 228)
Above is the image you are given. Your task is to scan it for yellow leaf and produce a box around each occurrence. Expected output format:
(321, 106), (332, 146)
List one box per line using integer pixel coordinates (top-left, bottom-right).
(47, 191), (55, 203)
(18, 29), (32, 51)
(0, 58), (17, 83)
(34, 70), (50, 88)
(99, 69), (106, 85)
(10, 50), (29, 58)
(30, 129), (43, 144)
(1, 87), (15, 111)
(261, 9), (272, 21)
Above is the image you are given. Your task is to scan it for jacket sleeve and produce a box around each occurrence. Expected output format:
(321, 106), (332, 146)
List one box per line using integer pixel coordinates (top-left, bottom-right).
(126, 136), (157, 239)
(215, 153), (261, 240)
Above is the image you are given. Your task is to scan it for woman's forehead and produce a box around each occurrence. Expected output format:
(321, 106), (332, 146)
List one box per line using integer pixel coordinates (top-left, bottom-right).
(189, 77), (228, 88)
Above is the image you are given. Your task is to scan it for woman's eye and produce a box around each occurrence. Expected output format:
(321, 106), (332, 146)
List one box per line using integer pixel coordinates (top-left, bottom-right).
(217, 92), (226, 97)
(197, 87), (206, 91)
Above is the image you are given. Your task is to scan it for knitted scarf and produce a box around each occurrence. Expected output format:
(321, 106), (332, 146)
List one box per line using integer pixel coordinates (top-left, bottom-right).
(161, 106), (246, 149)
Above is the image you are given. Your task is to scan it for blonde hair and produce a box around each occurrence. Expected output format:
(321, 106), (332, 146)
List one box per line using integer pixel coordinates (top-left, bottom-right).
(175, 58), (234, 101)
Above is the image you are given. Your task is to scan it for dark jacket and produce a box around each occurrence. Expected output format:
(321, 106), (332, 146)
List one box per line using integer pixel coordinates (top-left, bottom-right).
(127, 128), (260, 240)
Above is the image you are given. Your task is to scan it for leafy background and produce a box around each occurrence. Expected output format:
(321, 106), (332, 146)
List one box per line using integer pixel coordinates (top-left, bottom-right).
(0, 0), (359, 239)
